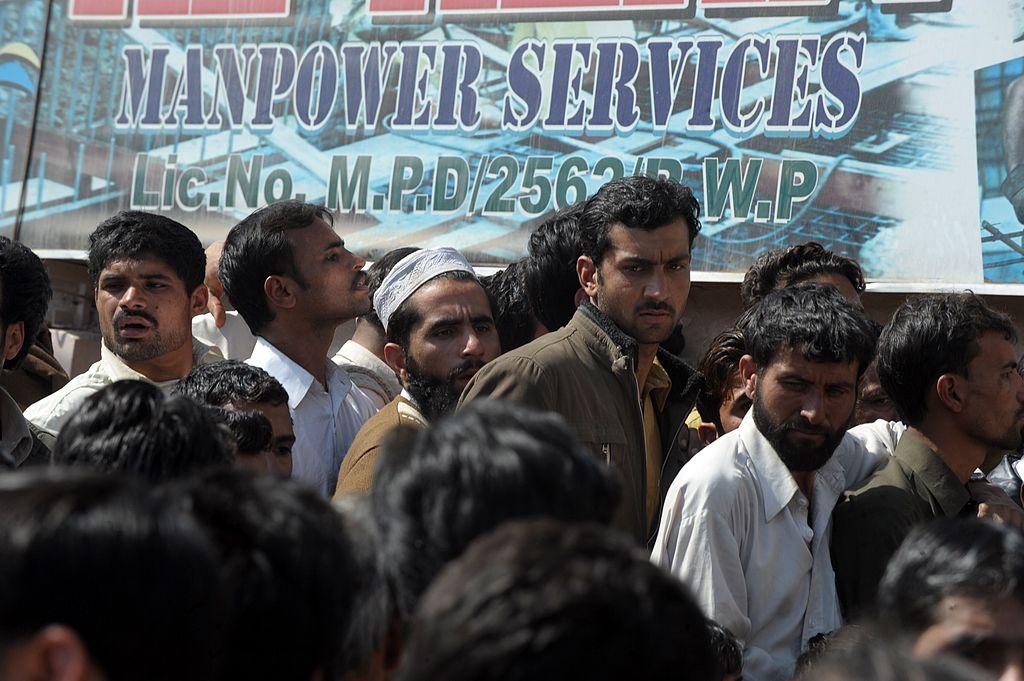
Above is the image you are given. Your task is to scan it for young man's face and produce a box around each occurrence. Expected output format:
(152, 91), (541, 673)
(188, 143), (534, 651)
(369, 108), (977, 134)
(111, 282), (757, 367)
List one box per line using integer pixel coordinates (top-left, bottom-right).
(957, 331), (1024, 452)
(913, 595), (1024, 681)
(741, 346), (859, 473)
(230, 400), (295, 478)
(285, 218), (369, 325)
(96, 257), (206, 362)
(579, 222), (691, 347)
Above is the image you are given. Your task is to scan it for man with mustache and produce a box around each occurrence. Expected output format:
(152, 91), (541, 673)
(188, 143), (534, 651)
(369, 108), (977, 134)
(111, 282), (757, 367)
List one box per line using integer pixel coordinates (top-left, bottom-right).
(219, 201), (377, 497)
(832, 293), (1024, 618)
(334, 247), (500, 496)
(652, 284), (894, 681)
(25, 211), (220, 433)
(460, 176), (704, 545)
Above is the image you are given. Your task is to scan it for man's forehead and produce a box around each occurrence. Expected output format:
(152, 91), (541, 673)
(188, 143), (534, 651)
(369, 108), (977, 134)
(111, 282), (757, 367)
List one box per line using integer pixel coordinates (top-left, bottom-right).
(100, 256), (178, 280)
(973, 330), (1019, 366)
(412, 277), (491, 318)
(284, 217), (338, 249)
(606, 221), (691, 258)
(766, 346), (858, 379)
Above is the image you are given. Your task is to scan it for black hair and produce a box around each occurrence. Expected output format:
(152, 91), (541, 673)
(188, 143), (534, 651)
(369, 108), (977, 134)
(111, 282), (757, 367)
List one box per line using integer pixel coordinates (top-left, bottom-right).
(88, 210), (205, 293)
(706, 620), (743, 679)
(740, 242), (866, 309)
(876, 292), (1017, 426)
(0, 236), (52, 369)
(0, 470), (223, 681)
(219, 201), (333, 334)
(371, 399), (621, 624)
(695, 328), (747, 427)
(579, 175), (701, 267)
(743, 283), (875, 376)
(51, 380), (233, 483)
(878, 518), (1024, 632)
(384, 270), (480, 352)
(363, 246), (420, 327)
(174, 360), (289, 407)
(480, 259), (535, 352)
(525, 203), (584, 331)
(164, 468), (362, 681)
(395, 519), (719, 681)
(205, 406), (273, 455)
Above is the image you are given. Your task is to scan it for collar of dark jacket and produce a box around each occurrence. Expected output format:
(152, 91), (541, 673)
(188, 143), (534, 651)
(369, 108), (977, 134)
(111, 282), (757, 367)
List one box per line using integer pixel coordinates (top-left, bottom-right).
(894, 429), (972, 518)
(574, 301), (703, 405)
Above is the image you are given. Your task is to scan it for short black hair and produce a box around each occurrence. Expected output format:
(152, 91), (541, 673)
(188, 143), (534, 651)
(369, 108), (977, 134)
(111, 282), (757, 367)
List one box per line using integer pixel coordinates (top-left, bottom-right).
(0, 237), (52, 369)
(740, 242), (865, 309)
(0, 470), (223, 681)
(525, 203), (584, 331)
(51, 380), (233, 483)
(205, 406), (273, 455)
(88, 210), (205, 292)
(371, 399), (621, 624)
(164, 468), (362, 681)
(362, 246), (420, 327)
(743, 283), (875, 376)
(395, 519), (719, 681)
(480, 259), (534, 352)
(877, 293), (1017, 426)
(579, 176), (701, 267)
(220, 201), (333, 334)
(385, 270), (480, 352)
(706, 620), (743, 679)
(174, 360), (289, 407)
(878, 518), (1024, 632)
(695, 328), (747, 427)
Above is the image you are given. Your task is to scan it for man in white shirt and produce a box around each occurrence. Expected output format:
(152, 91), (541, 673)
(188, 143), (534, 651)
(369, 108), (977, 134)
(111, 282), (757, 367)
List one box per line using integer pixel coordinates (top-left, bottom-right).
(219, 200), (376, 496)
(26, 211), (220, 434)
(652, 283), (881, 681)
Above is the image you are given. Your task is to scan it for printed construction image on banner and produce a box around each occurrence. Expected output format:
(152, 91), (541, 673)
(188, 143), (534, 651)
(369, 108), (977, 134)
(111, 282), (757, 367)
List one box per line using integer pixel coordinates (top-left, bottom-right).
(2, 0), (1022, 285)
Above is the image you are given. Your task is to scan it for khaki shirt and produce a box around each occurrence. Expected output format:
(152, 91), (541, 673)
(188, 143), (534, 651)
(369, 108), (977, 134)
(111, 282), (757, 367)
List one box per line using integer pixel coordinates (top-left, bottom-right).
(642, 359), (671, 530)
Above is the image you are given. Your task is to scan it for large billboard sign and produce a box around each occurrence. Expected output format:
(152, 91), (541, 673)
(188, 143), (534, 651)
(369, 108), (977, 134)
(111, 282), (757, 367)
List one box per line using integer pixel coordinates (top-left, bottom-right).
(3, 0), (1024, 285)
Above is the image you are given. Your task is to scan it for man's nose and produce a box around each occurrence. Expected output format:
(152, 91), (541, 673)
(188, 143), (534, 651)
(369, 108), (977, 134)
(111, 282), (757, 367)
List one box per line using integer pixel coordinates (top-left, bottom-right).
(462, 329), (484, 357)
(120, 285), (146, 308)
(801, 391), (827, 425)
(643, 269), (668, 300)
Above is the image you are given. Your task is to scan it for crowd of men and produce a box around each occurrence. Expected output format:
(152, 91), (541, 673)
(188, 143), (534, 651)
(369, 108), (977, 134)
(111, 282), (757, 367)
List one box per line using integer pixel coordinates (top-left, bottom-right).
(1, 174), (1024, 681)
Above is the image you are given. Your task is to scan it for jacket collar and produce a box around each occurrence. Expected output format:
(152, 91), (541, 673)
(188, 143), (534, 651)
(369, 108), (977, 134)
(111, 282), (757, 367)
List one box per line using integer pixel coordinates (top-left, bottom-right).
(894, 429), (971, 518)
(574, 301), (703, 404)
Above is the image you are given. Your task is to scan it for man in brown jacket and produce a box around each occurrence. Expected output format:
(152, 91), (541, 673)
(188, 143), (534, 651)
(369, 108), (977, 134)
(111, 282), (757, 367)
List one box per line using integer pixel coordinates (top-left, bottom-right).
(459, 176), (703, 545)
(334, 248), (501, 496)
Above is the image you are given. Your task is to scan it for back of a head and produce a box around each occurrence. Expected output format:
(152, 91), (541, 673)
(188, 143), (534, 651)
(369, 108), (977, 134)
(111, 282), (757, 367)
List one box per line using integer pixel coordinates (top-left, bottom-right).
(52, 380), (233, 483)
(740, 242), (865, 309)
(876, 292), (1017, 426)
(396, 519), (718, 681)
(219, 200), (333, 334)
(0, 236), (52, 369)
(363, 246), (420, 327)
(371, 399), (621, 623)
(481, 259), (535, 352)
(174, 359), (289, 407)
(877, 518), (1024, 633)
(525, 203), (584, 331)
(88, 210), (205, 292)
(743, 283), (875, 373)
(0, 470), (223, 681)
(168, 468), (362, 681)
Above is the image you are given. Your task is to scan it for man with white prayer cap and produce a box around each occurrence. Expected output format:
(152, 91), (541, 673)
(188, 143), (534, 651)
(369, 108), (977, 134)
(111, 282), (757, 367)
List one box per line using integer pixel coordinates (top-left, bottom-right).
(333, 247), (501, 497)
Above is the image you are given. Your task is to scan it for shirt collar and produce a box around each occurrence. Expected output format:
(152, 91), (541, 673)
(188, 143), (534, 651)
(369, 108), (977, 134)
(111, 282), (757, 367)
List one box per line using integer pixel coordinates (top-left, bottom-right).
(0, 386), (33, 466)
(643, 358), (672, 412)
(336, 340), (392, 377)
(895, 429), (971, 518)
(739, 411), (801, 522)
(249, 337), (318, 410)
(100, 338), (219, 387)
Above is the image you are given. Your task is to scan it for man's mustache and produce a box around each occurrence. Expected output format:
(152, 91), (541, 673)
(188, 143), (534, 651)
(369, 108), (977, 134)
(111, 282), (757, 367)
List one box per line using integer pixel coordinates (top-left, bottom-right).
(636, 301), (675, 315)
(113, 309), (159, 328)
(447, 359), (485, 381)
(780, 417), (830, 436)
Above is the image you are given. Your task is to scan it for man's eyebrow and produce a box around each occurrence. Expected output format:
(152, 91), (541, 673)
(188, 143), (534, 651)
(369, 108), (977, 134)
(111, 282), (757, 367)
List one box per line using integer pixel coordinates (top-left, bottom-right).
(470, 314), (495, 325)
(324, 239), (343, 251)
(274, 434), (296, 445)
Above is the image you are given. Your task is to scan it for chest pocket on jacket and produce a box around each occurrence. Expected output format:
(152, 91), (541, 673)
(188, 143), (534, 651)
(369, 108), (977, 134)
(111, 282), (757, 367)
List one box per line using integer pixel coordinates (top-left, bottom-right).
(572, 423), (630, 478)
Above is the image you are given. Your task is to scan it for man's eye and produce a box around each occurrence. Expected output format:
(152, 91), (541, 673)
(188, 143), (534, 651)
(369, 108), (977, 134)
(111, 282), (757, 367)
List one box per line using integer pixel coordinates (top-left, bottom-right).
(276, 446), (292, 457)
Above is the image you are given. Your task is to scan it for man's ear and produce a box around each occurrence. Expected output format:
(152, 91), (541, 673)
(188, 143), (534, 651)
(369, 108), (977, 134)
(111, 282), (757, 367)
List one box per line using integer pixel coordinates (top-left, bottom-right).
(383, 342), (408, 381)
(2, 624), (96, 681)
(935, 373), (966, 414)
(2, 320), (25, 364)
(738, 354), (758, 399)
(577, 256), (599, 300)
(189, 284), (210, 318)
(573, 287), (587, 308)
(263, 275), (297, 312)
(697, 422), (719, 446)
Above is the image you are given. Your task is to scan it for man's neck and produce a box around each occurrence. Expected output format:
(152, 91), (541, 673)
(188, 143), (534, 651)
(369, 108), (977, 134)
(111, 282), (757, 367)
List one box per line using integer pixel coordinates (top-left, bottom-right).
(122, 341), (195, 383)
(907, 421), (986, 485)
(634, 343), (659, 390)
(262, 320), (337, 386)
(349, 319), (387, 362)
(792, 470), (816, 502)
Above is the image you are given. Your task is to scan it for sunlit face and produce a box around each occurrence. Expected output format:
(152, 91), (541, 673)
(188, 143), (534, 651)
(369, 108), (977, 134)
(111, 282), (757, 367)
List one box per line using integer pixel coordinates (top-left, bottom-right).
(958, 332), (1024, 452)
(96, 257), (204, 362)
(286, 218), (369, 325)
(229, 400), (295, 478)
(914, 596), (1024, 681)
(581, 222), (692, 347)
(743, 346), (859, 472)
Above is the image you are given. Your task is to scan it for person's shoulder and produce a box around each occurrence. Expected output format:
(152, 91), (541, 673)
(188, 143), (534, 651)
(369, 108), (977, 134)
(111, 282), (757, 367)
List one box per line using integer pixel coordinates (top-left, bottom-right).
(836, 459), (920, 530)
(665, 430), (757, 511)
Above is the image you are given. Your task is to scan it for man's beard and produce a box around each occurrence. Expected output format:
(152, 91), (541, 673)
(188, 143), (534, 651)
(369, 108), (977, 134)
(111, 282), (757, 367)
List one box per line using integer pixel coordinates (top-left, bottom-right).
(403, 356), (484, 421)
(103, 309), (187, 362)
(752, 389), (848, 473)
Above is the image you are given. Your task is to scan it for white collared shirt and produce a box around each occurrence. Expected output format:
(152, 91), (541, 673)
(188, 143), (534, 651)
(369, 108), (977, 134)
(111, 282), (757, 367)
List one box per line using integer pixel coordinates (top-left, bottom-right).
(332, 340), (402, 411)
(192, 310), (258, 360)
(651, 413), (904, 681)
(247, 337), (377, 496)
(25, 338), (222, 435)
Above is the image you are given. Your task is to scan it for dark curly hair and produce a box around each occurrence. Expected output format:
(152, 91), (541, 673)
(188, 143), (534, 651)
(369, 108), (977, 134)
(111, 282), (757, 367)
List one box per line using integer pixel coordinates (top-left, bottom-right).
(88, 211), (205, 293)
(524, 203), (584, 332)
(740, 242), (865, 309)
(0, 237), (52, 369)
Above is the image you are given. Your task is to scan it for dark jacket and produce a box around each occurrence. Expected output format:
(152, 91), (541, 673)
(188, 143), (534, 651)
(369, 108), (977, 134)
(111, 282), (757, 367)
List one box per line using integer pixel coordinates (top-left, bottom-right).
(458, 301), (703, 545)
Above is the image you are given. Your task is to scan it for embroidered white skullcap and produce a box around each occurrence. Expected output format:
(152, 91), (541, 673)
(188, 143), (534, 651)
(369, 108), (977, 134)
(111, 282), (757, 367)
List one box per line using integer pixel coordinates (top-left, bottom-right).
(374, 247), (476, 332)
